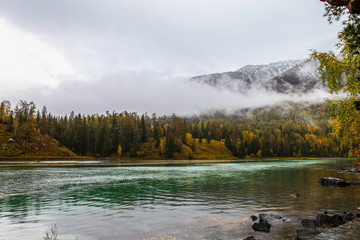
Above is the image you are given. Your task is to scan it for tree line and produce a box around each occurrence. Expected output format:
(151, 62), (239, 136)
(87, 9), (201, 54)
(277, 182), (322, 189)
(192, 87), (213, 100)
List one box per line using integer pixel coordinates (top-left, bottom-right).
(0, 100), (347, 158)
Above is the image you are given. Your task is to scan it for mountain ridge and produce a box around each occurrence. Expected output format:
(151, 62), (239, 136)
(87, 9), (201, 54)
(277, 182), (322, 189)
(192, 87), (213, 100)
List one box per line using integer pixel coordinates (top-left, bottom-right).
(190, 58), (324, 94)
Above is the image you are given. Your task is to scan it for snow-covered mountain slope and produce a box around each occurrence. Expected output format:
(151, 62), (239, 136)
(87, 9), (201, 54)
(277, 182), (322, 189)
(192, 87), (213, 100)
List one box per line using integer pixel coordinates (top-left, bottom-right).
(264, 59), (324, 93)
(190, 59), (306, 93)
(190, 59), (324, 94)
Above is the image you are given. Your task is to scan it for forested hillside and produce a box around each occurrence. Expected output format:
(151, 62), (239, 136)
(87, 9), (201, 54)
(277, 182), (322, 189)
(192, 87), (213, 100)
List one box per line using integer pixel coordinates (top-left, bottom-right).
(0, 101), (78, 159)
(0, 100), (347, 159)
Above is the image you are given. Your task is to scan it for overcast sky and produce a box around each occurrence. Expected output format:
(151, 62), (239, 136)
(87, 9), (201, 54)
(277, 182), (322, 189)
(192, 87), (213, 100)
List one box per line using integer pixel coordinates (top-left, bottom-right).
(0, 0), (343, 115)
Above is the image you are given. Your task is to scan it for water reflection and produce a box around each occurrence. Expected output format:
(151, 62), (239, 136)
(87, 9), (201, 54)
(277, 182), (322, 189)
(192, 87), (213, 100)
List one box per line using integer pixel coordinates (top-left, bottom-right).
(0, 159), (358, 239)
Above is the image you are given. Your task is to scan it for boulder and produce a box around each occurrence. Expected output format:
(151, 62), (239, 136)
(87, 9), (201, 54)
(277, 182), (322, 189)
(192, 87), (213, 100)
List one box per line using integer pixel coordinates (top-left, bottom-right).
(316, 213), (347, 227)
(331, 214), (346, 226)
(316, 213), (334, 226)
(319, 177), (351, 187)
(343, 212), (354, 222)
(8, 138), (15, 143)
(301, 219), (319, 228)
(259, 213), (282, 222)
(252, 221), (271, 233)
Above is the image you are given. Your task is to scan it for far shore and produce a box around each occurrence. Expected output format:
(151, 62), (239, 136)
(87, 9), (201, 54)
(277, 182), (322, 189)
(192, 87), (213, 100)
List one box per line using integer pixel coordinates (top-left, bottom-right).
(0, 157), (352, 167)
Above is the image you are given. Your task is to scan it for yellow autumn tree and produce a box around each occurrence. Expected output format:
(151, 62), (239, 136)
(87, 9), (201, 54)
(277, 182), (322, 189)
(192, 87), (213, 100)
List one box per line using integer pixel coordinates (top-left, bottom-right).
(117, 145), (122, 158)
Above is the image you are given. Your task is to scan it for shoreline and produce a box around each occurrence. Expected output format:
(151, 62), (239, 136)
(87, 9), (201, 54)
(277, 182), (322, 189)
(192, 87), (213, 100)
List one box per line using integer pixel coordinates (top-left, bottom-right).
(0, 157), (352, 167)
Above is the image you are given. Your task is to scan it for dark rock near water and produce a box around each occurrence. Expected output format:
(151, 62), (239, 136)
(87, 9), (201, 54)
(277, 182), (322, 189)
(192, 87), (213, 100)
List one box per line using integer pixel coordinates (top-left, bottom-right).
(331, 214), (346, 226)
(296, 230), (319, 240)
(252, 221), (271, 233)
(343, 212), (354, 222)
(301, 212), (350, 229)
(319, 177), (351, 187)
(250, 213), (286, 233)
(259, 213), (282, 222)
(301, 219), (319, 228)
(339, 167), (360, 174)
(316, 213), (335, 226)
(243, 236), (256, 240)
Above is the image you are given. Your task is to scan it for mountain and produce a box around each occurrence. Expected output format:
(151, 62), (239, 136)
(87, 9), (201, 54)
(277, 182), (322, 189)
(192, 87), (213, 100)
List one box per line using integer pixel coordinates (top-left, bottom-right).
(264, 59), (323, 93)
(190, 59), (324, 94)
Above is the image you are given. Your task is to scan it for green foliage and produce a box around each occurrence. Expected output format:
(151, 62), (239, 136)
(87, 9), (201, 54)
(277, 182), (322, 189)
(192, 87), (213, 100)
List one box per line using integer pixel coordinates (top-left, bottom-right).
(165, 135), (175, 158)
(6, 113), (14, 132)
(312, 2), (360, 160)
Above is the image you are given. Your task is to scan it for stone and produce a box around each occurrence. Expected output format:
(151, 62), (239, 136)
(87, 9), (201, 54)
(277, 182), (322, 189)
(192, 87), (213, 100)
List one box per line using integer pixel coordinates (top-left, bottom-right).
(319, 177), (351, 187)
(2, 144), (8, 150)
(316, 213), (334, 226)
(331, 214), (346, 226)
(296, 230), (319, 240)
(8, 138), (15, 143)
(301, 219), (319, 228)
(243, 236), (256, 240)
(259, 213), (282, 222)
(252, 221), (271, 233)
(250, 215), (258, 222)
(343, 212), (354, 222)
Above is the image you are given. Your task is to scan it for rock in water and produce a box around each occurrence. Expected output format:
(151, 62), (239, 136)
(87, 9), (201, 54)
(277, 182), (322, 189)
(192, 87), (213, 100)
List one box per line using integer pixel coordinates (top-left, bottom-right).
(259, 213), (282, 222)
(243, 236), (256, 240)
(319, 177), (351, 187)
(301, 219), (319, 228)
(252, 221), (271, 233)
(296, 230), (319, 240)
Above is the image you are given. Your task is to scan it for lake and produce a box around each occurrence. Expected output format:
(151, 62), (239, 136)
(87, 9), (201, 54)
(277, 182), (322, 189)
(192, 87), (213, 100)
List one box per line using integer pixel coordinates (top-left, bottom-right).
(0, 158), (359, 239)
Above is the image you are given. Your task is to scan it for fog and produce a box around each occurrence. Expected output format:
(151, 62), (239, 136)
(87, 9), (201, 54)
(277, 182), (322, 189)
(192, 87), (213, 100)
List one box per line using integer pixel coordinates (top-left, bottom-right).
(3, 71), (333, 117)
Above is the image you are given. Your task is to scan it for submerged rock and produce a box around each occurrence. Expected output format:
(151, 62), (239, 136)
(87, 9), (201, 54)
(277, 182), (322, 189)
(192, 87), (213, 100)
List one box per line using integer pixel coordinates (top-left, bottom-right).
(259, 213), (282, 222)
(296, 230), (319, 240)
(319, 177), (351, 187)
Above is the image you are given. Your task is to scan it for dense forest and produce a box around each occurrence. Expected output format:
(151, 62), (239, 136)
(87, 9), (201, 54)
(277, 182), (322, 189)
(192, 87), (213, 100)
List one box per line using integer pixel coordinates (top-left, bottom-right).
(0, 99), (348, 159)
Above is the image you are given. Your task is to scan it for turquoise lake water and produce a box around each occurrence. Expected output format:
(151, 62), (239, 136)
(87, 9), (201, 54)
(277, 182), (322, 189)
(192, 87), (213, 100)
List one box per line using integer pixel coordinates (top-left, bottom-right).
(0, 158), (359, 239)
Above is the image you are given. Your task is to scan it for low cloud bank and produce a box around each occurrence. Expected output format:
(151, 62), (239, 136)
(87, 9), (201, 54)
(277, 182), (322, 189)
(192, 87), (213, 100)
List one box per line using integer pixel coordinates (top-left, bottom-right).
(4, 70), (334, 116)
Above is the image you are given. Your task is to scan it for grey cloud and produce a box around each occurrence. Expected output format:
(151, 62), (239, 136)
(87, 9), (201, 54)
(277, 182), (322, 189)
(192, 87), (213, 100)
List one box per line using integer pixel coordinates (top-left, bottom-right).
(5, 71), (332, 117)
(0, 0), (343, 76)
